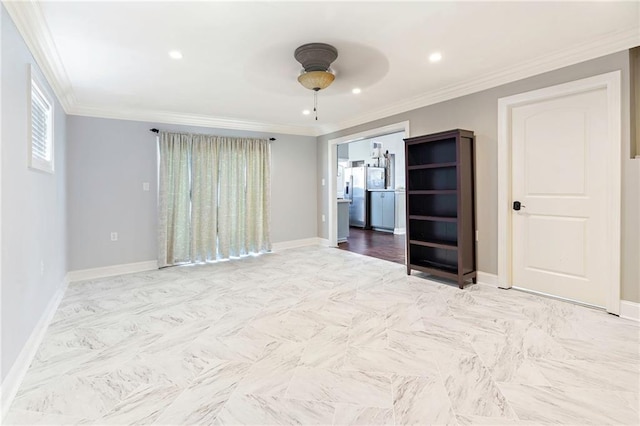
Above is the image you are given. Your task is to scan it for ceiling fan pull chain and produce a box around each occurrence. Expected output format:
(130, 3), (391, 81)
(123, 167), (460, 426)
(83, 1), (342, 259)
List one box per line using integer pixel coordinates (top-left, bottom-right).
(314, 91), (318, 121)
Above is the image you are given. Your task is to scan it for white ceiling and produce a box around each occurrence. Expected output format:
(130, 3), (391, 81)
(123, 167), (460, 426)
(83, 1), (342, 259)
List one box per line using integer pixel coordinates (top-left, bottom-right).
(6, 1), (640, 136)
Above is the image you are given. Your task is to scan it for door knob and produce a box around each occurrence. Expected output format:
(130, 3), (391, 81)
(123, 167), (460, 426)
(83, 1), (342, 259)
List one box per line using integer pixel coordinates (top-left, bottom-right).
(513, 201), (526, 211)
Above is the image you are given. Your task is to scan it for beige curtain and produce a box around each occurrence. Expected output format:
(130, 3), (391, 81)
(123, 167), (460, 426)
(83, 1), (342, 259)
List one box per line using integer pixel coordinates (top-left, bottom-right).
(158, 132), (191, 267)
(158, 132), (271, 267)
(244, 138), (271, 253)
(190, 134), (219, 262)
(218, 138), (272, 258)
(217, 137), (245, 258)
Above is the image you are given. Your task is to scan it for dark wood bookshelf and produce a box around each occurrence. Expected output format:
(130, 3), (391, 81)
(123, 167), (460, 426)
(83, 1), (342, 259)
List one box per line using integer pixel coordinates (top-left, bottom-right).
(408, 190), (457, 195)
(404, 129), (476, 289)
(407, 162), (458, 170)
(409, 239), (457, 250)
(408, 215), (457, 223)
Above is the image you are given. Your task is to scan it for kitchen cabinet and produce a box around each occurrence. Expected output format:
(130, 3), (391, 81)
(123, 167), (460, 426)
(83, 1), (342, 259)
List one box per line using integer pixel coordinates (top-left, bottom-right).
(404, 129), (476, 289)
(394, 190), (406, 234)
(337, 200), (350, 243)
(369, 190), (395, 231)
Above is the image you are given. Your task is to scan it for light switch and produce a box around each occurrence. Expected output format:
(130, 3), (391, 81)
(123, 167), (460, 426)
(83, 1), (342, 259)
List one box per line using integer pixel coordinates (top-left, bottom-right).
(143, 182), (150, 191)
(321, 178), (325, 186)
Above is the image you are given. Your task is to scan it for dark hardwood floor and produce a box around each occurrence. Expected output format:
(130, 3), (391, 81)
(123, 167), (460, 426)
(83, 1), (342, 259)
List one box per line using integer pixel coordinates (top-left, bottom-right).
(338, 227), (406, 265)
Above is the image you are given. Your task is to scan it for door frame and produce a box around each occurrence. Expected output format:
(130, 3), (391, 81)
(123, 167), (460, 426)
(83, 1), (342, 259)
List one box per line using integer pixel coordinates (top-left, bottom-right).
(327, 121), (410, 247)
(497, 71), (621, 314)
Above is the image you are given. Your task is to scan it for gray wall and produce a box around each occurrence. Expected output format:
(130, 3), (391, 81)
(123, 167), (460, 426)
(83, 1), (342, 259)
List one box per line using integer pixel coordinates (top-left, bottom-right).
(317, 51), (640, 303)
(67, 116), (317, 271)
(1, 6), (68, 381)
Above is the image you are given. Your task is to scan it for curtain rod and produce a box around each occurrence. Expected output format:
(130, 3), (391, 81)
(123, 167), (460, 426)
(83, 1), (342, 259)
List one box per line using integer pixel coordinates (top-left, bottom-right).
(149, 128), (275, 141)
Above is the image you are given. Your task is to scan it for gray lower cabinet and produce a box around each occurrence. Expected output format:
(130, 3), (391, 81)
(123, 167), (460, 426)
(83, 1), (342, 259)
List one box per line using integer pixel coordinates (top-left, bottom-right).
(337, 201), (350, 242)
(370, 191), (395, 231)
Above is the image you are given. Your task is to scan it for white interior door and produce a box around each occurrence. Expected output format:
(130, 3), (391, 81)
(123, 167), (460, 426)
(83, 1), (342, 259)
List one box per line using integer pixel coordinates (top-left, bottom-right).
(511, 87), (609, 307)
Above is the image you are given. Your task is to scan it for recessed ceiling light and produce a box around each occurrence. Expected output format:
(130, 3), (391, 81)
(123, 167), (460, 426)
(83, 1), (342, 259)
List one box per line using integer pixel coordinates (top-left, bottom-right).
(302, 109), (311, 115)
(169, 50), (183, 60)
(352, 88), (362, 94)
(429, 52), (442, 63)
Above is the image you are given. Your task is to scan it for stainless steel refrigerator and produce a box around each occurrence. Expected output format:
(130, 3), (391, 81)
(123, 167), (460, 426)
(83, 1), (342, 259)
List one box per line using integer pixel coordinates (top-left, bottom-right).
(346, 166), (385, 228)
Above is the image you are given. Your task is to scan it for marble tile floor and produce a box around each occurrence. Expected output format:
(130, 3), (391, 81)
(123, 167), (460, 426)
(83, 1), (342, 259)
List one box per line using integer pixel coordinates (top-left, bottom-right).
(4, 246), (639, 425)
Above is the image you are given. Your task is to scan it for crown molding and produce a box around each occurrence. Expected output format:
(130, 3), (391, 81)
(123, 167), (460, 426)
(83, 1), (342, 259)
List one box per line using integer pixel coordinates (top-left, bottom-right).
(319, 26), (640, 136)
(5, 0), (638, 138)
(3, 0), (319, 136)
(3, 0), (76, 112)
(69, 104), (318, 136)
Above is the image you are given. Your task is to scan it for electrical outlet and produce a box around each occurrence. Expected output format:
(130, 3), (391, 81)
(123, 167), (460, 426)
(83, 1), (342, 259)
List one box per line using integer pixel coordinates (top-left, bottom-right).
(110, 232), (118, 241)
(322, 214), (326, 222)
(142, 182), (150, 191)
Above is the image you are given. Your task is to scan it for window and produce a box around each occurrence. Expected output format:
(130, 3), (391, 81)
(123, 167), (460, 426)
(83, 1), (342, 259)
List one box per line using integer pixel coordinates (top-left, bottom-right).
(28, 65), (54, 173)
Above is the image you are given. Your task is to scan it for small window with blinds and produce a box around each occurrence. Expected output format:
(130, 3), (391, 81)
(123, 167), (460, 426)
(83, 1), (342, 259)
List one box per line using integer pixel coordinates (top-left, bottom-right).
(28, 65), (54, 173)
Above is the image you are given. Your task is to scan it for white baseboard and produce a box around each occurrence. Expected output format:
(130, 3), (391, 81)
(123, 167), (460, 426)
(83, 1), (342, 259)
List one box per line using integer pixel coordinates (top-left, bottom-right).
(67, 260), (158, 283)
(317, 238), (330, 247)
(272, 237), (327, 251)
(1, 276), (68, 420)
(446, 270), (638, 321)
(620, 300), (640, 322)
(477, 271), (499, 287)
(393, 227), (406, 235)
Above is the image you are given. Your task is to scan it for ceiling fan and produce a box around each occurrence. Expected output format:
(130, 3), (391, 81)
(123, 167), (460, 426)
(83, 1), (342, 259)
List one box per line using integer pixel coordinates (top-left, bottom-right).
(294, 42), (338, 120)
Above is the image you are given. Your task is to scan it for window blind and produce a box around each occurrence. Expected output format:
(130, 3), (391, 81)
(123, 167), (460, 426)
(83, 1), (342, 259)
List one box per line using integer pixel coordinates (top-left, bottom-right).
(31, 85), (51, 162)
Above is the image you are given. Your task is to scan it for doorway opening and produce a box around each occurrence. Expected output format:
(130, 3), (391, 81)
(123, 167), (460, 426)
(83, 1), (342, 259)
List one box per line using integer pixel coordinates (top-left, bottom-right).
(327, 121), (410, 264)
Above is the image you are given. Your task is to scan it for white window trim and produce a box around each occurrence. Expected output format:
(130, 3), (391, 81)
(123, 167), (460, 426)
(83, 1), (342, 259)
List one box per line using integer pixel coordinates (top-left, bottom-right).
(28, 64), (54, 174)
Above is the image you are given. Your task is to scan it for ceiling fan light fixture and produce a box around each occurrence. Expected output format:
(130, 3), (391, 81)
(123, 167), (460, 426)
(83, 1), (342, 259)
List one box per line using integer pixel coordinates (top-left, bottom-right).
(294, 43), (339, 121)
(297, 70), (335, 91)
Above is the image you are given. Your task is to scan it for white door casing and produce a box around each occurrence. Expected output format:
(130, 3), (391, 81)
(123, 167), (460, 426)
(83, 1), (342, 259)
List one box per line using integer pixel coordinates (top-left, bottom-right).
(498, 71), (621, 313)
